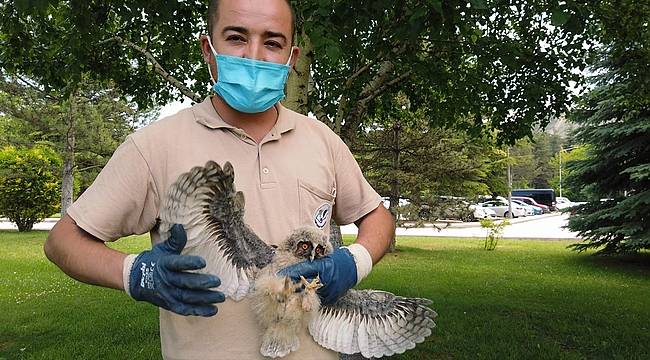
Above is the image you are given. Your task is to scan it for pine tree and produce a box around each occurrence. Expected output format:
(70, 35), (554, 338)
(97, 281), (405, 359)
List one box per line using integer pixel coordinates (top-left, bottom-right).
(566, 1), (650, 254)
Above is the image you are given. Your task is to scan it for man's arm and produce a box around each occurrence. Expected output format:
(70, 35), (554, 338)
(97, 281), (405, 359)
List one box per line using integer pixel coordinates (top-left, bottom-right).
(353, 204), (395, 264)
(44, 214), (126, 290)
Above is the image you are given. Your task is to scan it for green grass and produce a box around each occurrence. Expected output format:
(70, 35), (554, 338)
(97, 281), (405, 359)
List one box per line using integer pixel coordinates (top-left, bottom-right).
(1, 231), (648, 359)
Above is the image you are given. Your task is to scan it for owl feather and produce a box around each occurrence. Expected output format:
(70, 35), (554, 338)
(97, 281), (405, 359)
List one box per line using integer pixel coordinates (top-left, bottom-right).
(158, 161), (437, 358)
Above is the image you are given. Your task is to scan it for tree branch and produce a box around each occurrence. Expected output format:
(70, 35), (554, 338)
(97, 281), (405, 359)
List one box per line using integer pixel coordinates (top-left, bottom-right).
(13, 74), (60, 101)
(100, 36), (202, 103)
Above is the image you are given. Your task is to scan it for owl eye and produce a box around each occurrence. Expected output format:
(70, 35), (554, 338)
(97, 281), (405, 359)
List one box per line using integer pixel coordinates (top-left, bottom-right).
(315, 246), (324, 255)
(301, 242), (310, 250)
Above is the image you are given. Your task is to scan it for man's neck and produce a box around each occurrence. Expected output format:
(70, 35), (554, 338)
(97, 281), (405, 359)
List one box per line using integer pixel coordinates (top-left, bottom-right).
(210, 95), (278, 143)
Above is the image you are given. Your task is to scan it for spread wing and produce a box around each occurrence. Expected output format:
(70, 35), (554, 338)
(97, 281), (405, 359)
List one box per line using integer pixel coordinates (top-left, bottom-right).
(158, 160), (275, 301)
(308, 289), (437, 358)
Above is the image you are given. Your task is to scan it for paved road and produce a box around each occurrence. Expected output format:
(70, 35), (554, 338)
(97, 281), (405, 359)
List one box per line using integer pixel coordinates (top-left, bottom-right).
(341, 213), (580, 239)
(1, 213), (579, 239)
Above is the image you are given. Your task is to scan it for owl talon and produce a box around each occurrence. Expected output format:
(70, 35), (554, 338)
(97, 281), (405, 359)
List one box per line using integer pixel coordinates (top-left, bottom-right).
(300, 276), (323, 291)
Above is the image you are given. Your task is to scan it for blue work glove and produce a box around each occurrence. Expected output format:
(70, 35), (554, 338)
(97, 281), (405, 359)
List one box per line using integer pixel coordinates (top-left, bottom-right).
(278, 247), (357, 305)
(125, 224), (225, 316)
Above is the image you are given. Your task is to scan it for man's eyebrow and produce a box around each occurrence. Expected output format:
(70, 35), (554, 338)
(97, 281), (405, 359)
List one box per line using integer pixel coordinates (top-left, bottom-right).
(264, 31), (287, 42)
(222, 26), (249, 36)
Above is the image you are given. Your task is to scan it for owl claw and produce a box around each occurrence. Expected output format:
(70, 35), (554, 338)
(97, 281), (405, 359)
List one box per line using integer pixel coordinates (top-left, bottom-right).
(300, 276), (323, 291)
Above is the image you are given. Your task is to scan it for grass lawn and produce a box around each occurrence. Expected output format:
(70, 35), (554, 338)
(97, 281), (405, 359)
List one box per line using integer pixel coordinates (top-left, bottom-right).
(1, 231), (648, 359)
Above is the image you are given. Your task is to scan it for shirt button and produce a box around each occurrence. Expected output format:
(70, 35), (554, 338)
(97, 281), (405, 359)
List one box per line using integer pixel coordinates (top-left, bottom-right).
(262, 167), (270, 174)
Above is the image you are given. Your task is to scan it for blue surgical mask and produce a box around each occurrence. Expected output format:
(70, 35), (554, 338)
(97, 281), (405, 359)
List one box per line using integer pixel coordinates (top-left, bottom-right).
(207, 38), (293, 114)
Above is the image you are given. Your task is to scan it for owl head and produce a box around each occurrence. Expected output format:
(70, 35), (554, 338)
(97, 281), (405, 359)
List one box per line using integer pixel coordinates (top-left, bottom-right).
(283, 226), (333, 261)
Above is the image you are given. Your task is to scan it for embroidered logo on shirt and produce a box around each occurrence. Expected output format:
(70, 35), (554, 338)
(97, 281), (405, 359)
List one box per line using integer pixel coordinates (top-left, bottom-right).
(313, 203), (332, 229)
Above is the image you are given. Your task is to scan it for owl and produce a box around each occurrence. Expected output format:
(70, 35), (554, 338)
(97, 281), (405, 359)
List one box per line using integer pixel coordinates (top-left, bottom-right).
(157, 161), (437, 358)
(251, 227), (331, 357)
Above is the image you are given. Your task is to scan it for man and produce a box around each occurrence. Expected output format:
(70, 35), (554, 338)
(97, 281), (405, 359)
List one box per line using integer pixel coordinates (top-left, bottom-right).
(44, 0), (394, 358)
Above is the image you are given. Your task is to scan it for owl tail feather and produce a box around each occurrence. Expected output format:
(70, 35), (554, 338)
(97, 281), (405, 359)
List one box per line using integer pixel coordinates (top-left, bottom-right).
(260, 323), (300, 358)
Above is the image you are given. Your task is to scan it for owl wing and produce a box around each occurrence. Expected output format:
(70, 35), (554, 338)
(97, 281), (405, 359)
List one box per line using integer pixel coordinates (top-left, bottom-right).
(308, 289), (437, 358)
(158, 160), (275, 301)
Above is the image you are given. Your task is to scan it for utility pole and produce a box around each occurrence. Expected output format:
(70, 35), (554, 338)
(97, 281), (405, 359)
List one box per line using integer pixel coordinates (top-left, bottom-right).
(507, 147), (513, 219)
(559, 145), (563, 198)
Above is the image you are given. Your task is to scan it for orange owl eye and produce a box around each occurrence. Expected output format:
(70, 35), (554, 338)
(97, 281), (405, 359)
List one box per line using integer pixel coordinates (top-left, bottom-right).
(301, 243), (309, 250)
(315, 246), (324, 254)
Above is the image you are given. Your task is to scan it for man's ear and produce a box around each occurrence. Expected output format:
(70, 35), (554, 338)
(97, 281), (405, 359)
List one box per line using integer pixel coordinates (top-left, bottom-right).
(199, 34), (213, 64)
(289, 46), (301, 69)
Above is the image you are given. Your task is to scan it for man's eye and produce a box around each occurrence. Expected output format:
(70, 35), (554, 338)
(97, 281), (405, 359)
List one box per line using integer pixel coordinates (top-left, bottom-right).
(227, 35), (245, 43)
(266, 41), (281, 48)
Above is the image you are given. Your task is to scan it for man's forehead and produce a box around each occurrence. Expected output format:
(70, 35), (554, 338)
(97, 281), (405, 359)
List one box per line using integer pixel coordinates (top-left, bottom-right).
(215, 0), (292, 36)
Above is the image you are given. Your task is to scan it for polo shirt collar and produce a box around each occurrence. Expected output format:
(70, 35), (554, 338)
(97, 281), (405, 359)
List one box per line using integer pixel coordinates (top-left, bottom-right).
(193, 96), (236, 130)
(193, 96), (296, 135)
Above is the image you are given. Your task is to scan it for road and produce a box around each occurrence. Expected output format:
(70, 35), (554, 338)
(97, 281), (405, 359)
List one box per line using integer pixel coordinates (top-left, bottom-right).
(1, 213), (579, 239)
(341, 213), (580, 239)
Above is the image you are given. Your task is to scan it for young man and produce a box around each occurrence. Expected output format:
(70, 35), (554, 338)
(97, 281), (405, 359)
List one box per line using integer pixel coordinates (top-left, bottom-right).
(44, 0), (394, 358)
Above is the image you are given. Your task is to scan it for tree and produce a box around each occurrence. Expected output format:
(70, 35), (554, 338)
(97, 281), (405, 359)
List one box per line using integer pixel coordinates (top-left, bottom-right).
(566, 0), (650, 254)
(0, 75), (156, 214)
(507, 132), (562, 189)
(294, 0), (597, 146)
(0, 145), (61, 231)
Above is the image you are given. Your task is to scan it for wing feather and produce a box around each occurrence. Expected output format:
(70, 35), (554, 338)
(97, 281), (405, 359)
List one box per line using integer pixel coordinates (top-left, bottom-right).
(309, 289), (437, 358)
(158, 161), (274, 301)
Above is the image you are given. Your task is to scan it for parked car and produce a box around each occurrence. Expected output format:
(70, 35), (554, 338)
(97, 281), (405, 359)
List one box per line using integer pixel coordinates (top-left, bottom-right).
(511, 196), (550, 213)
(555, 196), (587, 211)
(479, 200), (526, 218)
(511, 199), (543, 215)
(470, 204), (497, 220)
(511, 189), (556, 210)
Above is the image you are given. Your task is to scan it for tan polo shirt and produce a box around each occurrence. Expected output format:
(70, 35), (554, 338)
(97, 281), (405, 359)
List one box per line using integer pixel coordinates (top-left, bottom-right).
(67, 96), (382, 360)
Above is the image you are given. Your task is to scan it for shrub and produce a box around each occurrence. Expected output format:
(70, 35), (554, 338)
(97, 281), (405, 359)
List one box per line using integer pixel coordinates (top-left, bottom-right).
(0, 145), (61, 231)
(480, 218), (509, 251)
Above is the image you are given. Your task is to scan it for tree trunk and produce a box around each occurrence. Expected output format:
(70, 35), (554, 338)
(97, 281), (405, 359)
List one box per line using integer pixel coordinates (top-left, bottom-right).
(284, 30), (312, 115)
(387, 123), (401, 252)
(60, 96), (75, 216)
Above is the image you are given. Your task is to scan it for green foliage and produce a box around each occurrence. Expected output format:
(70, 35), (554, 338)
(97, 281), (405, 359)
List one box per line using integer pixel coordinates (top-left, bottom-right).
(566, 0), (650, 254)
(480, 218), (509, 250)
(0, 75), (155, 196)
(0, 0), (207, 107)
(357, 95), (497, 211)
(1, 1), (598, 145)
(548, 145), (591, 201)
(297, 0), (597, 144)
(0, 145), (61, 231)
(508, 132), (562, 190)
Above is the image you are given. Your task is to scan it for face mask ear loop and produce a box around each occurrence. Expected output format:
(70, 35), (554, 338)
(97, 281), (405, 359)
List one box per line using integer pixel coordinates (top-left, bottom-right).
(285, 47), (296, 66)
(206, 37), (218, 84)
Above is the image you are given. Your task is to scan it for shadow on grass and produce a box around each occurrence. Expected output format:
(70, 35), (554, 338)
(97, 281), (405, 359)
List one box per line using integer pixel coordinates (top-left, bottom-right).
(565, 251), (650, 278)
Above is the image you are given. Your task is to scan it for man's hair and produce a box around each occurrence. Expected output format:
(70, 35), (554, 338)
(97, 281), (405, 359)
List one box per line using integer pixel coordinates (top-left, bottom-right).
(207, 0), (296, 44)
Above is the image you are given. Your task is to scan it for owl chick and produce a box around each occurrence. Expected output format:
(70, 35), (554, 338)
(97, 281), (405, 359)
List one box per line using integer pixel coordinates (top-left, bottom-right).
(158, 161), (437, 359)
(250, 227), (332, 358)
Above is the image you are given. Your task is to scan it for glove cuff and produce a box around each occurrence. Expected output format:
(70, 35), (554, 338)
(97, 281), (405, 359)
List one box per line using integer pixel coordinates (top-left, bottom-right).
(345, 243), (373, 285)
(122, 253), (138, 298)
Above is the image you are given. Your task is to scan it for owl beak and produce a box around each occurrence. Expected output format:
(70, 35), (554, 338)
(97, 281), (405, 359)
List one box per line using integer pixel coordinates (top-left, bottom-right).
(310, 252), (315, 262)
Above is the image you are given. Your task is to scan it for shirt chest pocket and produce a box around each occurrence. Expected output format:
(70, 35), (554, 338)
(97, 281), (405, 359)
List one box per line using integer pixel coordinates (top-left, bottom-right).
(298, 179), (336, 231)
